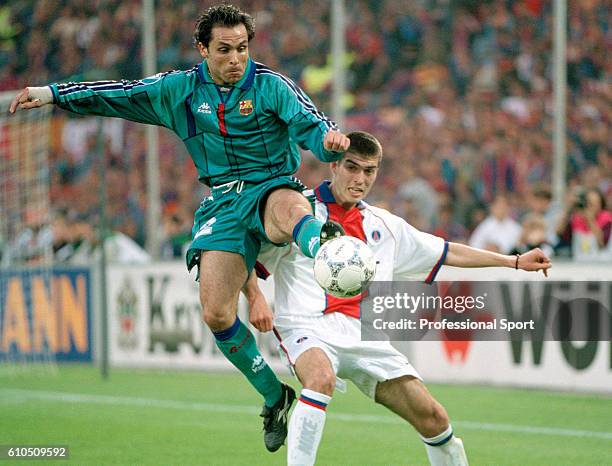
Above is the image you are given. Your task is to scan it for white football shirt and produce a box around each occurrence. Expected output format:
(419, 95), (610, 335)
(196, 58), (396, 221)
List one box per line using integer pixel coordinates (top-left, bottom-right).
(257, 182), (448, 325)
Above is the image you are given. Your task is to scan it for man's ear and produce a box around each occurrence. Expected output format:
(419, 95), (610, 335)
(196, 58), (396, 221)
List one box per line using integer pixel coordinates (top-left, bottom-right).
(330, 161), (339, 175)
(197, 42), (208, 59)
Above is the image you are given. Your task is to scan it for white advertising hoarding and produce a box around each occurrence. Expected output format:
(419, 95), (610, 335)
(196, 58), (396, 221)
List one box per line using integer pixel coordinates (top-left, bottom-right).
(108, 262), (611, 393)
(418, 263), (612, 393)
(108, 263), (285, 371)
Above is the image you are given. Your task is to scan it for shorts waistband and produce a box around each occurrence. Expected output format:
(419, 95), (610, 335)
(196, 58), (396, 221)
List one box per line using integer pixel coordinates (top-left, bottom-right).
(211, 180), (245, 195)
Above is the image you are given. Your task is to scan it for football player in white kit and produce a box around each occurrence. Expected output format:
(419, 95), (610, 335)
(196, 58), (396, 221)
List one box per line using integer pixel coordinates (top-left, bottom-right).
(247, 131), (551, 466)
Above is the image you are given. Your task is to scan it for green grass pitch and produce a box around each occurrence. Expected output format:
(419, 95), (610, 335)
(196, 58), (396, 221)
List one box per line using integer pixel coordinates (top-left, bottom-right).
(0, 365), (610, 465)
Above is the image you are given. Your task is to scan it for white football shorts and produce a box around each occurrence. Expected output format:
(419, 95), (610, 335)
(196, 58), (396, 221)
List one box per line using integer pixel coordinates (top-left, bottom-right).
(274, 312), (421, 399)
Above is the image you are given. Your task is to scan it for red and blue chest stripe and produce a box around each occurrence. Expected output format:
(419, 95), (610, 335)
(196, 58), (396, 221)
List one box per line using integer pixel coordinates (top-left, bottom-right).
(315, 182), (365, 319)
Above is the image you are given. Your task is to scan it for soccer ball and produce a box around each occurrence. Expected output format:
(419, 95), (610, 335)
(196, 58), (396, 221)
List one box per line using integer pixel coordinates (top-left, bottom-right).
(313, 236), (377, 298)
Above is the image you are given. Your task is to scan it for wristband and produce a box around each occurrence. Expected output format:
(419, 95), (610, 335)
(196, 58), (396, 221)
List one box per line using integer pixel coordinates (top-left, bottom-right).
(26, 86), (53, 105)
(515, 254), (520, 270)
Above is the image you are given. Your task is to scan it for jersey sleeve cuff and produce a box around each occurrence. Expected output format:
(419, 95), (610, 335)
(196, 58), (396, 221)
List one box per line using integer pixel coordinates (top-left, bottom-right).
(425, 240), (448, 284)
(49, 85), (59, 104)
(319, 148), (344, 163)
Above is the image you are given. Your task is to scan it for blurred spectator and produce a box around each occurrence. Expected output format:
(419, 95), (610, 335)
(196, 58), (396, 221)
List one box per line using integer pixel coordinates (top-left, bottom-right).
(67, 220), (151, 265)
(400, 197), (429, 233)
(2, 0), (609, 260)
(510, 213), (554, 258)
(433, 203), (468, 243)
(3, 208), (53, 266)
(525, 183), (562, 246)
(51, 209), (75, 262)
(469, 194), (521, 254)
(569, 188), (612, 262)
(160, 210), (192, 260)
(554, 185), (583, 258)
(47, 207), (150, 265)
(397, 164), (438, 231)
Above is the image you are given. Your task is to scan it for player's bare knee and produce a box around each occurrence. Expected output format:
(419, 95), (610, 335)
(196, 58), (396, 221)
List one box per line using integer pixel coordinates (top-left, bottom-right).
(419, 402), (450, 438)
(287, 194), (312, 221)
(201, 301), (236, 332)
(302, 369), (335, 396)
(269, 188), (311, 223)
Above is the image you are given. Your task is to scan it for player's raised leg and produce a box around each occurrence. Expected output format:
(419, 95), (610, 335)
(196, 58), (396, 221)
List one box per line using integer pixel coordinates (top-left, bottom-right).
(287, 347), (335, 466)
(375, 376), (469, 466)
(264, 188), (344, 258)
(199, 250), (291, 451)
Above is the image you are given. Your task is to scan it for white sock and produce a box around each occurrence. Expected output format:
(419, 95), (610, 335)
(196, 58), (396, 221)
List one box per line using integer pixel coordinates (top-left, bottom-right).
(421, 425), (469, 466)
(287, 389), (331, 466)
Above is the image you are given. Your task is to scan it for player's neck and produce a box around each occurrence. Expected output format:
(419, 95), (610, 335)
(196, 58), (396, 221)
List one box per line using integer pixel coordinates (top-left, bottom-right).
(338, 200), (357, 211)
(330, 185), (357, 211)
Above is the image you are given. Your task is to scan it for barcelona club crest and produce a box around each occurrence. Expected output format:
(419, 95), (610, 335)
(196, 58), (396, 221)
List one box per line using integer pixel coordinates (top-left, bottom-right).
(239, 99), (254, 116)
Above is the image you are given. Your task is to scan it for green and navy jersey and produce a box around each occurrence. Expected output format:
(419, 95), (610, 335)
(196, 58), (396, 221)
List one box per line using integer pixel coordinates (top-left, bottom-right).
(50, 59), (341, 187)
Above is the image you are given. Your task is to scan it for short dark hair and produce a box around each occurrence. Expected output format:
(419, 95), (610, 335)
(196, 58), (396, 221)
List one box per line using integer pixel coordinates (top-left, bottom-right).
(585, 187), (607, 210)
(345, 131), (383, 161)
(532, 183), (552, 201)
(193, 4), (255, 48)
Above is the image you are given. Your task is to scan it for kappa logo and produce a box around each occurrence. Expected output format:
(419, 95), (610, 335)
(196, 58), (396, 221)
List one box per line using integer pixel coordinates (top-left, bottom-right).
(229, 331), (251, 354)
(194, 217), (217, 240)
(251, 355), (267, 373)
(197, 102), (212, 114)
(296, 336), (309, 344)
(308, 237), (319, 256)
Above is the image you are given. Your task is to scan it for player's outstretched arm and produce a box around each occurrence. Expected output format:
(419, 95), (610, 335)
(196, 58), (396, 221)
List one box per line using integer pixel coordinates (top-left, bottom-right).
(241, 273), (274, 333)
(444, 242), (551, 276)
(12, 77), (173, 127)
(9, 87), (53, 114)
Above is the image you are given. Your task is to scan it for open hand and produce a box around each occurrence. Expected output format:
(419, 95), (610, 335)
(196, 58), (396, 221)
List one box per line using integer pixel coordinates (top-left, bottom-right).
(9, 87), (52, 114)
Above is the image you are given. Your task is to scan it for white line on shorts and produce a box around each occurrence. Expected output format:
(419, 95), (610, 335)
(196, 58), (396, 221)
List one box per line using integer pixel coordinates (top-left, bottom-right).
(1, 388), (611, 440)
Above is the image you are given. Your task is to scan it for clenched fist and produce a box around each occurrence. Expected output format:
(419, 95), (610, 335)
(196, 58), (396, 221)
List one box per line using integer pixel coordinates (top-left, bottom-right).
(323, 130), (350, 152)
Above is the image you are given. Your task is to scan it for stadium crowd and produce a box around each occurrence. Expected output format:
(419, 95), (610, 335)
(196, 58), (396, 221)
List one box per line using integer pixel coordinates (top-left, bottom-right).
(2, 0), (610, 262)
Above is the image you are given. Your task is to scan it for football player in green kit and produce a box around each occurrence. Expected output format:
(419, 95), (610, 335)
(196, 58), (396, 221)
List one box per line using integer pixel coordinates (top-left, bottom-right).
(10, 4), (349, 452)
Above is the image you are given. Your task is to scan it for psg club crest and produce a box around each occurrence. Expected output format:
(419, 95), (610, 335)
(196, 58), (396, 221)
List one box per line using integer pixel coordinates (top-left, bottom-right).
(239, 99), (253, 115)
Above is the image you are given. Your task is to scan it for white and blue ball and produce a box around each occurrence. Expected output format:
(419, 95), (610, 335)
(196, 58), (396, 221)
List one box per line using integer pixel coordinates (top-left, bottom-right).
(313, 236), (377, 298)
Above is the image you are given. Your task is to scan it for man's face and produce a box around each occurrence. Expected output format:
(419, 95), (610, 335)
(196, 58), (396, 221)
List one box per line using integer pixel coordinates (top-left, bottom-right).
(330, 153), (379, 209)
(491, 197), (509, 220)
(198, 24), (249, 85)
(586, 191), (602, 212)
(530, 195), (550, 213)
